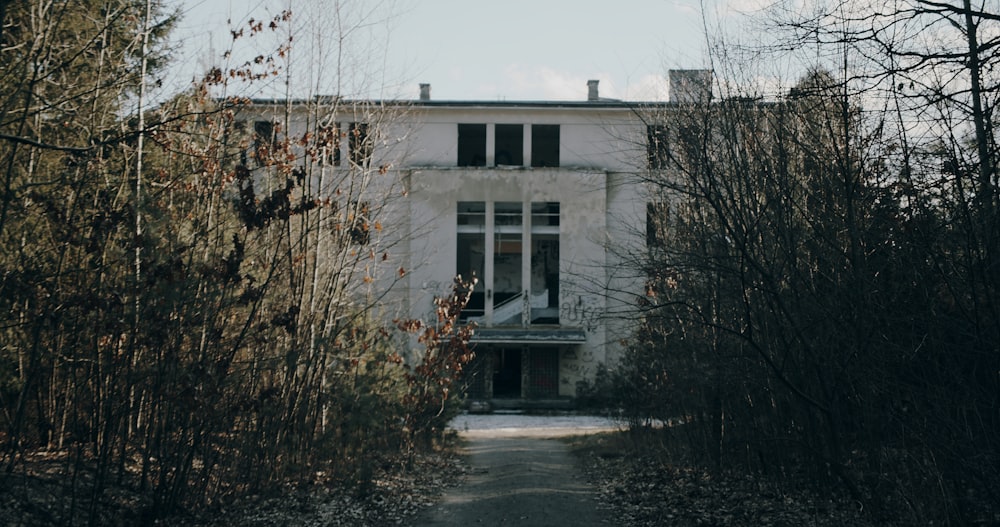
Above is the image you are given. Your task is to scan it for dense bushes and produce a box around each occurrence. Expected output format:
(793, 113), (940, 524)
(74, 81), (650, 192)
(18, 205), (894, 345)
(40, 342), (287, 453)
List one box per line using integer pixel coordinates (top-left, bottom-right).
(613, 71), (999, 524)
(0, 4), (474, 523)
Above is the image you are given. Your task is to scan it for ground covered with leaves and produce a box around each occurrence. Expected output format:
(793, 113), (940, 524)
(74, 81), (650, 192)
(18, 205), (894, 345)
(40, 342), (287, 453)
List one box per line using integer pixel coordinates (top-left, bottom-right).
(0, 443), (467, 527)
(569, 431), (884, 527)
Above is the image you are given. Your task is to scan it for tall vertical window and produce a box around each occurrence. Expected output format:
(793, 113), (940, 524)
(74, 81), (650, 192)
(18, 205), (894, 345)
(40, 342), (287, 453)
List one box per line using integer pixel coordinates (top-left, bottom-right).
(495, 124), (524, 166)
(492, 202), (523, 324)
(530, 202), (559, 324)
(457, 202), (486, 320)
(349, 122), (372, 168)
(647, 125), (669, 169)
(646, 202), (668, 247)
(457, 201), (560, 326)
(457, 124), (487, 166)
(530, 125), (559, 167)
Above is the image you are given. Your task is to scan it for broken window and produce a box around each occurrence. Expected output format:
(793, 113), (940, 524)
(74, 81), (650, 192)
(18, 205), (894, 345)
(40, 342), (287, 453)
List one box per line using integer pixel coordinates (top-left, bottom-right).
(457, 124), (487, 166)
(530, 125), (559, 167)
(494, 124), (523, 166)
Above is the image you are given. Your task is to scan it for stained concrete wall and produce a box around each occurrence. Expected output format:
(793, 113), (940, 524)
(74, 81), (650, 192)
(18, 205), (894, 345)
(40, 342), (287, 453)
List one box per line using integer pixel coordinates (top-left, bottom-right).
(234, 100), (656, 398)
(405, 167), (612, 396)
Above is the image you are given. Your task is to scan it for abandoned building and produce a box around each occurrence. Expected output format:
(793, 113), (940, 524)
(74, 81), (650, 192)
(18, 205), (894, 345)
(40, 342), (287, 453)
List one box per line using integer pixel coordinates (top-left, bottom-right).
(240, 71), (710, 408)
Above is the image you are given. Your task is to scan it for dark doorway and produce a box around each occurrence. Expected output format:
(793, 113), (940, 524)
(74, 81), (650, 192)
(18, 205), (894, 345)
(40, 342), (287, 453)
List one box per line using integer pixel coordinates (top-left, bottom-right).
(492, 348), (522, 398)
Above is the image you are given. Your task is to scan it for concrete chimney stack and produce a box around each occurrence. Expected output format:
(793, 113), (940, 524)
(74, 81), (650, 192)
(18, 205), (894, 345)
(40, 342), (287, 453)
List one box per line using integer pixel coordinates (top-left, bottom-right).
(587, 80), (599, 101)
(419, 83), (431, 101)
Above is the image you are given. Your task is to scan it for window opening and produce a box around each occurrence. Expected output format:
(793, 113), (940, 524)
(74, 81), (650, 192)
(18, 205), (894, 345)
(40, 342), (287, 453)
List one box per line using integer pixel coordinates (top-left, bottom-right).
(531, 124), (559, 167)
(253, 120), (275, 166)
(494, 124), (523, 166)
(647, 125), (669, 169)
(457, 124), (487, 166)
(349, 122), (372, 168)
(350, 200), (370, 245)
(457, 202), (486, 321)
(493, 202), (523, 325)
(530, 202), (559, 324)
(646, 202), (668, 247)
(318, 125), (341, 166)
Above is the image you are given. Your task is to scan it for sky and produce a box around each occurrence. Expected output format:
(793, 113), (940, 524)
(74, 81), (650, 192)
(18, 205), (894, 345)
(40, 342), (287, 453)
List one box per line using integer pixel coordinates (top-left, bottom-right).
(167, 0), (750, 103)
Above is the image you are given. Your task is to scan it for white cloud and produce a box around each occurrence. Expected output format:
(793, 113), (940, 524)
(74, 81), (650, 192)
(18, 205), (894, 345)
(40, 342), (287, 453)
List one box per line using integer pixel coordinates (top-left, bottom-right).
(494, 65), (672, 102)
(621, 74), (671, 101)
(500, 65), (587, 101)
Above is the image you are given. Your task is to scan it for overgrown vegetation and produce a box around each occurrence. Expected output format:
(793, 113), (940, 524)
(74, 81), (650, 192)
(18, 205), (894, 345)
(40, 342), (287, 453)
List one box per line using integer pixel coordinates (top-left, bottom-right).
(608, 2), (1000, 523)
(0, 1), (473, 524)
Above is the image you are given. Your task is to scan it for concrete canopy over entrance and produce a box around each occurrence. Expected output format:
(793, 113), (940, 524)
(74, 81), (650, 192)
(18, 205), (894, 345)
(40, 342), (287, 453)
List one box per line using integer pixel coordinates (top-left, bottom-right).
(470, 328), (586, 345)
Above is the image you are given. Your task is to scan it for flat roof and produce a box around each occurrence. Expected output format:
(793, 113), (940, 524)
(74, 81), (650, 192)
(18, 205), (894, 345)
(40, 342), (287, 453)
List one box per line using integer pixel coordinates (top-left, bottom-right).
(239, 97), (673, 110)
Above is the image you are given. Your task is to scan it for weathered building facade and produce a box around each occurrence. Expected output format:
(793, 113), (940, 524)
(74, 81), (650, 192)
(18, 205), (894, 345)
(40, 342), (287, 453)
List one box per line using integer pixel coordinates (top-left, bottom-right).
(239, 72), (708, 407)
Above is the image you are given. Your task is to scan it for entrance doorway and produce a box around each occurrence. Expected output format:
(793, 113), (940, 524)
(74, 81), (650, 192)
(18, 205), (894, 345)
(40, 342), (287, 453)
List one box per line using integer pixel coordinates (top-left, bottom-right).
(492, 348), (522, 398)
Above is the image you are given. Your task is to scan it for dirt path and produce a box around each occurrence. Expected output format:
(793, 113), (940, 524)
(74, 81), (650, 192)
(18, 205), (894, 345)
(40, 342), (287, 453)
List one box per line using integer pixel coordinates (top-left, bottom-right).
(414, 415), (615, 526)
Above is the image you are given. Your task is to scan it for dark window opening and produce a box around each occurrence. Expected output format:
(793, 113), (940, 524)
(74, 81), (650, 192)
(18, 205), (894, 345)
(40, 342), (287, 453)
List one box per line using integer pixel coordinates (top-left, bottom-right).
(253, 120), (275, 166)
(349, 122), (372, 168)
(457, 202), (486, 321)
(492, 348), (522, 398)
(647, 202), (668, 247)
(530, 202), (559, 324)
(647, 125), (669, 169)
(531, 124), (559, 167)
(458, 124), (487, 166)
(318, 125), (341, 166)
(495, 124), (523, 166)
(350, 200), (370, 245)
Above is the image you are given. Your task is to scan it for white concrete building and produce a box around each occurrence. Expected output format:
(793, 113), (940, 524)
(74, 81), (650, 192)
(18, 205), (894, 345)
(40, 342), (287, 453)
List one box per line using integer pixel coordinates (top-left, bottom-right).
(240, 72), (709, 407)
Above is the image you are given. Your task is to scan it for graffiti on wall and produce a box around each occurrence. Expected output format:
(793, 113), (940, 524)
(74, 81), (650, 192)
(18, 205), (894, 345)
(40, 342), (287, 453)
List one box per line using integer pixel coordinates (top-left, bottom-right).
(560, 347), (597, 387)
(559, 295), (601, 332)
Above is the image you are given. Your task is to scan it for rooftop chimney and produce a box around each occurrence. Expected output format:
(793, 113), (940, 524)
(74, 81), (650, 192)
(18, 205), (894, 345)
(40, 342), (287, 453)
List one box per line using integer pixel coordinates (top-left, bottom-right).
(669, 70), (712, 104)
(419, 83), (431, 101)
(587, 79), (599, 101)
